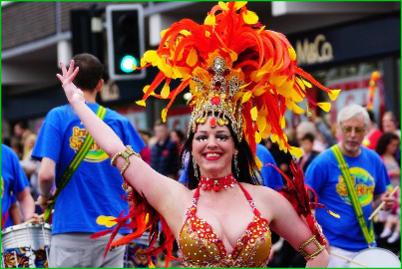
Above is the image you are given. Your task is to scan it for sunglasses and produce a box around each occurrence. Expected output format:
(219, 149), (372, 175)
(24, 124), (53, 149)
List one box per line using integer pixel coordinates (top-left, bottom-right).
(341, 125), (366, 135)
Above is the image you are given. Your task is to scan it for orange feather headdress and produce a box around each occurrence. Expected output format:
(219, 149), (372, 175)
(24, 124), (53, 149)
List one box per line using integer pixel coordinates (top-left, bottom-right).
(136, 1), (340, 157)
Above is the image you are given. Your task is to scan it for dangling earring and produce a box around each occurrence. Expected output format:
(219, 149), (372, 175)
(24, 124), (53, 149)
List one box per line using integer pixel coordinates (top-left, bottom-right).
(192, 158), (199, 180)
(233, 154), (240, 179)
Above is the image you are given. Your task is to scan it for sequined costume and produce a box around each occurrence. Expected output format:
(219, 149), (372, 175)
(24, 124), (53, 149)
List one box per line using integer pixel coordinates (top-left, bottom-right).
(179, 182), (271, 267)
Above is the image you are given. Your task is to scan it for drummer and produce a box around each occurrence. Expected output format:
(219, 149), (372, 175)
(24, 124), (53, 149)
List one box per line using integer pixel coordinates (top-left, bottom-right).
(305, 104), (396, 267)
(1, 144), (35, 229)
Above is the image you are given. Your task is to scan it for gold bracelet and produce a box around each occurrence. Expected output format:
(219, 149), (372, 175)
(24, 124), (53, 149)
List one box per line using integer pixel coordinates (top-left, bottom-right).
(298, 235), (325, 260)
(110, 145), (140, 176)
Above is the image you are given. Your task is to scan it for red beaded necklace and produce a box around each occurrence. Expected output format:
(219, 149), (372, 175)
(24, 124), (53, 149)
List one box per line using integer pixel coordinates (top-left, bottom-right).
(198, 174), (237, 192)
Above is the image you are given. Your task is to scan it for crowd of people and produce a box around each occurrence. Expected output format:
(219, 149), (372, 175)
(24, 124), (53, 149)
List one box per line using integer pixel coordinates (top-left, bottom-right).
(2, 2), (400, 268)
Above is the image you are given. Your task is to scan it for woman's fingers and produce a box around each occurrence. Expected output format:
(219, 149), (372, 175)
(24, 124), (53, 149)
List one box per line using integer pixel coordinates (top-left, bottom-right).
(67, 60), (75, 76)
(70, 66), (79, 81)
(60, 62), (67, 76)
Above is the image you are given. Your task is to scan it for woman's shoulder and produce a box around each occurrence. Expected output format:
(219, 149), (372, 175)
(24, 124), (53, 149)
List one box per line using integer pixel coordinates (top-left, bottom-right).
(239, 182), (285, 221)
(240, 182), (281, 202)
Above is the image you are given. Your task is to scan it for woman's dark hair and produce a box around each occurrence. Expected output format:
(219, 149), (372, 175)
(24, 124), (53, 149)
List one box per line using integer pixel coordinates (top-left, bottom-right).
(182, 117), (261, 190)
(375, 132), (400, 156)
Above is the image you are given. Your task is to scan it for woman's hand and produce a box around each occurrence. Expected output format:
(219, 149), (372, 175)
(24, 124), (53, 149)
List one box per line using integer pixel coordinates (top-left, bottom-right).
(56, 60), (84, 104)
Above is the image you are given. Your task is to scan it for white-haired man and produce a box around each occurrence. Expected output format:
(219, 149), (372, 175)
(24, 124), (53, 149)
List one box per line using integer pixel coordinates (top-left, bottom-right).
(305, 104), (395, 267)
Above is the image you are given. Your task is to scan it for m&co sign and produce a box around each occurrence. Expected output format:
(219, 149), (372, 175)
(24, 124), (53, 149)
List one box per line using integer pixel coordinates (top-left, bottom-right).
(295, 34), (334, 65)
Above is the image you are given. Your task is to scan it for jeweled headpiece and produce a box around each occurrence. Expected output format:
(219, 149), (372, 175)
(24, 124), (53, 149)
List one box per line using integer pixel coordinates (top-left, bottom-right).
(136, 1), (340, 157)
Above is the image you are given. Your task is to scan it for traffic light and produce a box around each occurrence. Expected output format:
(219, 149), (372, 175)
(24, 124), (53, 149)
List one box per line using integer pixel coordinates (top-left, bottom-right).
(106, 5), (145, 80)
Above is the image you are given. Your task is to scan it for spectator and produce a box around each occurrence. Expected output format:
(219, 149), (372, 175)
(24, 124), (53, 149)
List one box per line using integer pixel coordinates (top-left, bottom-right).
(363, 109), (382, 150)
(382, 111), (400, 137)
(150, 120), (180, 179)
(305, 104), (395, 267)
(138, 130), (152, 164)
(13, 120), (33, 152)
(298, 133), (320, 172)
(375, 132), (400, 187)
(2, 144), (35, 229)
(20, 133), (41, 198)
(296, 121), (325, 152)
(32, 53), (145, 268)
(170, 129), (185, 155)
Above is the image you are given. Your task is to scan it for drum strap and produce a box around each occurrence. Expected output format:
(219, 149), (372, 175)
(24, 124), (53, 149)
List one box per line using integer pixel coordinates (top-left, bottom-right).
(331, 145), (375, 246)
(44, 105), (107, 222)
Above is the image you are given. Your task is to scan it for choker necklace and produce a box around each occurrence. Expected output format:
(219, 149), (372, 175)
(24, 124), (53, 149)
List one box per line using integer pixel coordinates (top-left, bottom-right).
(199, 174), (237, 192)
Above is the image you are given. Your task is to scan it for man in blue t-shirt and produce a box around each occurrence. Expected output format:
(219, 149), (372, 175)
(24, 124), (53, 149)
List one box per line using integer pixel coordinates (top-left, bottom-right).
(32, 54), (145, 268)
(2, 144), (35, 229)
(305, 104), (394, 267)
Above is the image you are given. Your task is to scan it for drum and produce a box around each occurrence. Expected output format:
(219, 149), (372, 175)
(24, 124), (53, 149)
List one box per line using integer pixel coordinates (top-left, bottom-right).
(2, 223), (51, 268)
(123, 233), (151, 268)
(349, 247), (400, 268)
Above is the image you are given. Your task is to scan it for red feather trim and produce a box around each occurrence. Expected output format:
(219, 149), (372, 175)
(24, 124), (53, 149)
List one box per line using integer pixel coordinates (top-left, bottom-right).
(91, 188), (175, 266)
(267, 161), (327, 246)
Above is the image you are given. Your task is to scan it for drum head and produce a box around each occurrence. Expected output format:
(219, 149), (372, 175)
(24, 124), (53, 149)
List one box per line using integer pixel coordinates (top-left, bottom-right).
(2, 223), (51, 250)
(351, 248), (400, 268)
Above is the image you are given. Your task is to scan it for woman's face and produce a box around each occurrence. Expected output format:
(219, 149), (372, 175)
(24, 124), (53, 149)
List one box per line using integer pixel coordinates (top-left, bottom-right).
(192, 117), (237, 178)
(386, 138), (399, 155)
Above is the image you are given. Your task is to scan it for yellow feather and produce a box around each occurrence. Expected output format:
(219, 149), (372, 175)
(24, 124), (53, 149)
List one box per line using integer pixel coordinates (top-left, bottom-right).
(289, 146), (303, 158)
(160, 84), (170, 99)
(288, 47), (296, 61)
(242, 10), (258, 24)
(218, 2), (229, 10)
(179, 29), (191, 36)
(161, 108), (168, 122)
(255, 156), (262, 170)
(327, 210), (341, 218)
(142, 85), (150, 93)
(296, 77), (306, 91)
(270, 75), (288, 87)
(250, 106), (258, 121)
(234, 1), (247, 10)
(160, 28), (168, 39)
(280, 116), (286, 129)
(328, 89), (341, 101)
(186, 48), (198, 67)
(317, 102), (331, 112)
(302, 79), (312, 88)
(255, 131), (262, 144)
(241, 91), (252, 104)
(136, 100), (146, 107)
(204, 14), (216, 26)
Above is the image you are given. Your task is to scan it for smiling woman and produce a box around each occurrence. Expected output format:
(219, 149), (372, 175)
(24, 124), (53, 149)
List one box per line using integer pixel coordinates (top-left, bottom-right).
(55, 2), (339, 267)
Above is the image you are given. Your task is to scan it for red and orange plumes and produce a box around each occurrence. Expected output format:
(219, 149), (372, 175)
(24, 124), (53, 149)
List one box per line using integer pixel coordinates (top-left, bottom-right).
(137, 1), (339, 157)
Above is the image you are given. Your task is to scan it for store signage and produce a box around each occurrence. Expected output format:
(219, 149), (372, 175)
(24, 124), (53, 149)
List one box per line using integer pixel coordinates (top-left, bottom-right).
(296, 34), (333, 65)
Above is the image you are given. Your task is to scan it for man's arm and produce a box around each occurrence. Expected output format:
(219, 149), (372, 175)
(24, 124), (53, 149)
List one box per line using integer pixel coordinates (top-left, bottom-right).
(9, 202), (22, 224)
(16, 188), (35, 221)
(37, 157), (56, 209)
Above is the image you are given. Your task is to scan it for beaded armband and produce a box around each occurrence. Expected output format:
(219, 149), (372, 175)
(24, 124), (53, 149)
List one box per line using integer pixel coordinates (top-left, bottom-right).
(298, 235), (325, 260)
(110, 145), (140, 176)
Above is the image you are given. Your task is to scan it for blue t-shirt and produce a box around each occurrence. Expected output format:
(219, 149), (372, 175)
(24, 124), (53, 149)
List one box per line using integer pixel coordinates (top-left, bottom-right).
(178, 144), (283, 190)
(305, 146), (390, 251)
(256, 144), (283, 190)
(2, 144), (29, 228)
(32, 103), (145, 234)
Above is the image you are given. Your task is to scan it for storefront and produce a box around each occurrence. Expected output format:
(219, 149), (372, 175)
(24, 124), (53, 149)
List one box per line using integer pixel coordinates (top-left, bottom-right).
(287, 13), (400, 126)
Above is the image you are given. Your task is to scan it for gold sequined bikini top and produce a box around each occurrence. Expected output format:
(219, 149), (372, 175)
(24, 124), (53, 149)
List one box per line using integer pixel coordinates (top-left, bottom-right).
(178, 182), (272, 267)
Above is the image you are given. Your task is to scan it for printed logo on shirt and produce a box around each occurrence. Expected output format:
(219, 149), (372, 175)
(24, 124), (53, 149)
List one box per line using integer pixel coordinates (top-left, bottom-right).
(336, 167), (375, 206)
(70, 126), (109, 162)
